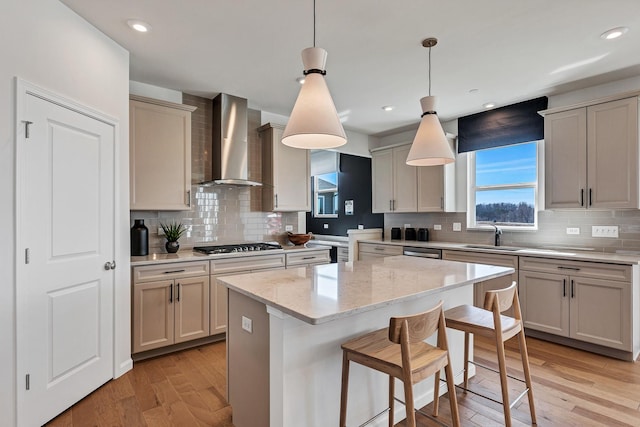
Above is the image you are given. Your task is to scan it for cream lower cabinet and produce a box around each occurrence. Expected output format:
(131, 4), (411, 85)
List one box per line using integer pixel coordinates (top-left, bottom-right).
(285, 249), (330, 268)
(132, 261), (210, 353)
(259, 123), (311, 212)
(358, 242), (403, 260)
(442, 250), (518, 308)
(210, 253), (286, 334)
(519, 257), (632, 351)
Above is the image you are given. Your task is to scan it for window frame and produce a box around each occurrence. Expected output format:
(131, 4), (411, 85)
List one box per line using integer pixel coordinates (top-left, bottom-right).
(313, 173), (339, 218)
(466, 140), (544, 231)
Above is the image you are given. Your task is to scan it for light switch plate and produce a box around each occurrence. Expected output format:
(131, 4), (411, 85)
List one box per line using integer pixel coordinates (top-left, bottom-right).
(434, 224), (442, 231)
(453, 223), (462, 232)
(592, 225), (619, 238)
(242, 316), (253, 333)
(566, 227), (580, 235)
(323, 223), (329, 229)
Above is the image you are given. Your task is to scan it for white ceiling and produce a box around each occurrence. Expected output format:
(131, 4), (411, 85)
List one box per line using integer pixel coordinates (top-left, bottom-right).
(61, 0), (640, 135)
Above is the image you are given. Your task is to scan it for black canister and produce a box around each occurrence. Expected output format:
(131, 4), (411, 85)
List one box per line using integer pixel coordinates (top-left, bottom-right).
(391, 227), (402, 240)
(131, 219), (149, 256)
(417, 228), (429, 241)
(405, 228), (416, 240)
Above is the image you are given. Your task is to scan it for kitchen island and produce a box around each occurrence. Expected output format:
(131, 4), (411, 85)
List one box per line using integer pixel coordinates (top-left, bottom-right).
(218, 256), (514, 427)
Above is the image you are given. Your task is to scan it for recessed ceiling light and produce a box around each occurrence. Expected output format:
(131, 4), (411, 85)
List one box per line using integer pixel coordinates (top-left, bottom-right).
(600, 26), (629, 40)
(382, 105), (394, 112)
(127, 20), (151, 33)
(469, 88), (479, 94)
(296, 76), (306, 84)
(483, 102), (496, 109)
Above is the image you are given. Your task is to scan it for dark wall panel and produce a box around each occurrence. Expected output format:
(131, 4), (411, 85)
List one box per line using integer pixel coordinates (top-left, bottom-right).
(306, 153), (384, 236)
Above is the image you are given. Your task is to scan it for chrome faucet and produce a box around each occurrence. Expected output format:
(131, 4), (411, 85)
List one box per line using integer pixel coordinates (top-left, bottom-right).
(492, 223), (502, 246)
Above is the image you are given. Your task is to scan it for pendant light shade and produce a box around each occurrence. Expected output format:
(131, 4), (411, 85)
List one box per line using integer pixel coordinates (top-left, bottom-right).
(282, 48), (347, 149)
(406, 96), (455, 166)
(406, 37), (455, 166)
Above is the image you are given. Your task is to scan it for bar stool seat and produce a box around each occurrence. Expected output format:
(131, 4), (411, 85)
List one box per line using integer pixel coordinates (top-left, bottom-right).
(444, 282), (537, 427)
(339, 301), (460, 427)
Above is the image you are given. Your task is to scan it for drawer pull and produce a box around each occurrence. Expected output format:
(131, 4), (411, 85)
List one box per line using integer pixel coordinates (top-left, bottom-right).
(163, 269), (186, 274)
(302, 256), (316, 260)
(374, 247), (385, 251)
(557, 266), (580, 271)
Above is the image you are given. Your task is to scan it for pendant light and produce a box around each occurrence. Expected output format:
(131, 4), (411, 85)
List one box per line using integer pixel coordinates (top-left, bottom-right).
(406, 37), (455, 166)
(282, 0), (347, 149)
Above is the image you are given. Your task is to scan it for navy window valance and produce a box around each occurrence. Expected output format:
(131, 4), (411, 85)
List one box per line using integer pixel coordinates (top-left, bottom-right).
(457, 97), (548, 153)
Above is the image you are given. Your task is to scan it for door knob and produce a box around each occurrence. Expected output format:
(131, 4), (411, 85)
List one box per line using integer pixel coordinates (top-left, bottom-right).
(104, 261), (116, 270)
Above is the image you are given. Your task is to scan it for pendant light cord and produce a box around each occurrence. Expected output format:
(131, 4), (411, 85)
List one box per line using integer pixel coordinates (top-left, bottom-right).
(428, 44), (432, 96)
(313, 0), (316, 47)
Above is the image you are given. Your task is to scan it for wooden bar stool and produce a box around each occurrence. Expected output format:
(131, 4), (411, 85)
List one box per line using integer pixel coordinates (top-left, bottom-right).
(339, 301), (460, 427)
(444, 282), (536, 426)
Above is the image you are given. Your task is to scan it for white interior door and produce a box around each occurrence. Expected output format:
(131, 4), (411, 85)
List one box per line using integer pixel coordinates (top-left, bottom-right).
(16, 90), (115, 426)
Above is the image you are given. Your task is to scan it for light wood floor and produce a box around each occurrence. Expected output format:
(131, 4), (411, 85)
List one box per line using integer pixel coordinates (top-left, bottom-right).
(46, 336), (640, 426)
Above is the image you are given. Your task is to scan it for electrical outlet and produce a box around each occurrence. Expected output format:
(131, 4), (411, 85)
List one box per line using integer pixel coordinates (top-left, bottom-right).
(242, 316), (253, 333)
(358, 224), (364, 230)
(434, 224), (442, 231)
(285, 225), (293, 232)
(592, 225), (619, 238)
(453, 222), (462, 232)
(566, 227), (580, 235)
(323, 223), (329, 229)
(404, 224), (411, 228)
(158, 227), (164, 236)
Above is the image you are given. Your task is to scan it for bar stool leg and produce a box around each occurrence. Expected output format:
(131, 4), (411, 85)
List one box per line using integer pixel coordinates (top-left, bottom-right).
(403, 374), (416, 427)
(495, 337), (512, 427)
(518, 329), (537, 424)
(388, 376), (395, 427)
(444, 355), (461, 427)
(463, 332), (470, 389)
(339, 353), (350, 427)
(433, 370), (441, 416)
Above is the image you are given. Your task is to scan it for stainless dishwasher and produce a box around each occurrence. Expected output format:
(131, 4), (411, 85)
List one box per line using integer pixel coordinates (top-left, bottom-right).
(402, 246), (442, 259)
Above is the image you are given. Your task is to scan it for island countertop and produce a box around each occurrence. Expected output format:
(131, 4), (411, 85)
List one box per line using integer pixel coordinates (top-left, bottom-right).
(218, 255), (513, 325)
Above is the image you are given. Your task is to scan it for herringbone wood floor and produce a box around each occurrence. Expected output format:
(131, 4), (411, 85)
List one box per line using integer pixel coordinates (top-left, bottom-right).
(46, 336), (640, 426)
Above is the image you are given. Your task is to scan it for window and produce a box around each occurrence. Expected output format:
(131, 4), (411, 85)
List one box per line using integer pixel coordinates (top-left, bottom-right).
(467, 141), (542, 230)
(314, 172), (338, 217)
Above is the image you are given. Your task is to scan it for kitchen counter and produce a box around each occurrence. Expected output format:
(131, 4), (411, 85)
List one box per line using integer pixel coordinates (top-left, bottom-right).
(220, 256), (513, 427)
(359, 239), (640, 265)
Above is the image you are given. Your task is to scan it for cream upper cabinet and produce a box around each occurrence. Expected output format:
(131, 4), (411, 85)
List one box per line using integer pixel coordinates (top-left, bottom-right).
(129, 95), (197, 211)
(260, 123), (311, 212)
(545, 96), (639, 209)
(371, 145), (417, 213)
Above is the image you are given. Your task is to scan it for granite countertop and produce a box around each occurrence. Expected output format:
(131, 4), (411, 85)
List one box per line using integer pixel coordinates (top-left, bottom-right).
(217, 256), (513, 325)
(359, 239), (640, 265)
(131, 244), (331, 266)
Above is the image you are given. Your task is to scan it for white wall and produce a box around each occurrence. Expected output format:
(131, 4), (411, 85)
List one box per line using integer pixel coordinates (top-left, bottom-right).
(0, 1), (130, 424)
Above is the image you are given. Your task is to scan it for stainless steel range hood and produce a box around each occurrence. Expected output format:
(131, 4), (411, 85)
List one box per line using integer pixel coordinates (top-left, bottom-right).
(201, 93), (262, 186)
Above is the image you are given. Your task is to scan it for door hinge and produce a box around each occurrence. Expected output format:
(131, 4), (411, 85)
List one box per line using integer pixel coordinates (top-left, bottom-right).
(25, 374), (30, 390)
(22, 121), (33, 139)
(25, 248), (30, 264)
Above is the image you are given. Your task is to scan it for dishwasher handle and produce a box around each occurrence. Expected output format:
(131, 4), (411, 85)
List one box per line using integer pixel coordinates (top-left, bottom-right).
(402, 247), (442, 259)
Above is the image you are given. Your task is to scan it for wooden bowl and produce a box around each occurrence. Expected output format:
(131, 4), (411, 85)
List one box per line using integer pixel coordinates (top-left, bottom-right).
(288, 232), (311, 245)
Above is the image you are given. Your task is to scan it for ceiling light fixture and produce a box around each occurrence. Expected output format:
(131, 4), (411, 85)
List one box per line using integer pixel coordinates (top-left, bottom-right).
(382, 105), (394, 112)
(127, 20), (151, 33)
(483, 102), (496, 109)
(406, 37), (455, 166)
(600, 26), (629, 40)
(281, 0), (346, 149)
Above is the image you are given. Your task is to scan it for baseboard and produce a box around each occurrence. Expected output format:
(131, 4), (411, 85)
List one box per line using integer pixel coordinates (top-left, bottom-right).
(525, 329), (636, 362)
(132, 334), (226, 362)
(115, 358), (133, 378)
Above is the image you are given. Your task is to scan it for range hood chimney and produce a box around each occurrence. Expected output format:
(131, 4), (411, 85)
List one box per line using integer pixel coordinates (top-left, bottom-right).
(202, 93), (262, 186)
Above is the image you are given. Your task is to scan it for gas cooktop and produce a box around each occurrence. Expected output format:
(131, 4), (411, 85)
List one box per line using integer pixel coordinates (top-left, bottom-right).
(193, 242), (282, 255)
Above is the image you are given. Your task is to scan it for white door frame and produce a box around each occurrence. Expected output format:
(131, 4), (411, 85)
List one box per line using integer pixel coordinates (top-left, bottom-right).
(14, 78), (131, 424)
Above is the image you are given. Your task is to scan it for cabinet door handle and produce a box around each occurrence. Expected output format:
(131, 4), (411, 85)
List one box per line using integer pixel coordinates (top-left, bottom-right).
(580, 189), (584, 207)
(440, 197), (444, 209)
(562, 279), (566, 297)
(557, 266), (580, 271)
(164, 269), (186, 274)
(389, 200), (392, 211)
(571, 279), (575, 298)
(169, 284), (173, 303)
(176, 283), (181, 302)
(275, 194), (278, 208)
(589, 188), (593, 206)
(186, 190), (191, 207)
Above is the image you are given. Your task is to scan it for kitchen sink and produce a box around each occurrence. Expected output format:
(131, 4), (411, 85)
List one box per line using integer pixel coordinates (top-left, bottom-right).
(463, 244), (521, 251)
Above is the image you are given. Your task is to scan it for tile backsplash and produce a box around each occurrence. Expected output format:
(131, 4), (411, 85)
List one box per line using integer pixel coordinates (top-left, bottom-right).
(384, 210), (640, 254)
(131, 185), (300, 253)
